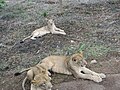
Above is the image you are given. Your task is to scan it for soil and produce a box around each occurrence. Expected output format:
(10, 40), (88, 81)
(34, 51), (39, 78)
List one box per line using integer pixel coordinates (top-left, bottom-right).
(0, 0), (120, 90)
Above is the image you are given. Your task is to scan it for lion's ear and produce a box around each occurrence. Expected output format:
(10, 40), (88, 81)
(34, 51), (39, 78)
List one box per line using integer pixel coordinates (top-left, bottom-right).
(79, 51), (83, 55)
(78, 51), (83, 58)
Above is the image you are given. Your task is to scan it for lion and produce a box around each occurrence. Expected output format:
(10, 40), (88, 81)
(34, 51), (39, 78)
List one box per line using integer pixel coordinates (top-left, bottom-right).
(39, 52), (106, 83)
(21, 18), (66, 43)
(14, 64), (52, 90)
(30, 73), (52, 90)
(15, 52), (106, 90)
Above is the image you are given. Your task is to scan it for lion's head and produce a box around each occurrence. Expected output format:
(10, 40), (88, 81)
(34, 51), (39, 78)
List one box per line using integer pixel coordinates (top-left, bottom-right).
(45, 18), (54, 26)
(31, 73), (52, 90)
(30, 65), (52, 89)
(69, 52), (87, 67)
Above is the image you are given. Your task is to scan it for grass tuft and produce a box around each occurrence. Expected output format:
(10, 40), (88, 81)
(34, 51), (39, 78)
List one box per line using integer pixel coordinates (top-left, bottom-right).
(0, 0), (6, 8)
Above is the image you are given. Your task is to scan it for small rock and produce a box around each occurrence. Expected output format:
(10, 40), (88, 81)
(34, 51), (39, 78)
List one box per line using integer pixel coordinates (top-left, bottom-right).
(0, 43), (7, 48)
(90, 60), (97, 64)
(70, 40), (75, 43)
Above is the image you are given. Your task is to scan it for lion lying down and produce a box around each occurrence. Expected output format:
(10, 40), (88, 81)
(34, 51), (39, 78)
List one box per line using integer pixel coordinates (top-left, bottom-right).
(15, 52), (106, 90)
(21, 18), (66, 43)
(15, 64), (52, 90)
(39, 52), (106, 83)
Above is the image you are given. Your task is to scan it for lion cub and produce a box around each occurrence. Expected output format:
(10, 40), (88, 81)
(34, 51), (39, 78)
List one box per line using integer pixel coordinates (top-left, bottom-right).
(39, 52), (106, 83)
(15, 64), (52, 90)
(30, 73), (52, 90)
(21, 18), (66, 43)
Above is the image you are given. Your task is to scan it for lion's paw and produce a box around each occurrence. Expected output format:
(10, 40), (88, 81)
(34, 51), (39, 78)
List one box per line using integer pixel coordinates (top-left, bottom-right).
(92, 76), (102, 83)
(99, 73), (106, 78)
(61, 32), (66, 35)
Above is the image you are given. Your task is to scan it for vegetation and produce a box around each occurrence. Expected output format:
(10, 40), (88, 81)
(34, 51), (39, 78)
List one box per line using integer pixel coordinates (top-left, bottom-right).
(0, 0), (5, 8)
(58, 42), (110, 59)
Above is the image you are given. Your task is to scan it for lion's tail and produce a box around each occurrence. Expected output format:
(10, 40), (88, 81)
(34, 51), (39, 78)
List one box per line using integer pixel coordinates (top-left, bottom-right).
(14, 68), (30, 76)
(22, 77), (27, 90)
(20, 35), (32, 43)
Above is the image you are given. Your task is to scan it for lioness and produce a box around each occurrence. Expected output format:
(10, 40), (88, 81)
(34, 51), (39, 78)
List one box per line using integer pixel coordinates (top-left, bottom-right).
(15, 52), (106, 90)
(39, 52), (106, 83)
(15, 64), (52, 90)
(21, 18), (66, 43)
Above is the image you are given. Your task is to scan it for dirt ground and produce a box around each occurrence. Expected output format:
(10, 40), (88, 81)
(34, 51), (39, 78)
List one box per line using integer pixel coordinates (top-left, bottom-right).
(0, 0), (120, 90)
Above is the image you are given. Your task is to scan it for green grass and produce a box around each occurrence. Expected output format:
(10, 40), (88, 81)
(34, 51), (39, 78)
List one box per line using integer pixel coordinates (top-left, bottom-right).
(85, 44), (110, 58)
(0, 0), (5, 8)
(61, 43), (110, 59)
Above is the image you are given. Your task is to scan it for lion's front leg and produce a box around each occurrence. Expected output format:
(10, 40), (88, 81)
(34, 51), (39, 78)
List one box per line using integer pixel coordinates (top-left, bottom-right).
(71, 67), (102, 83)
(50, 25), (66, 35)
(53, 24), (65, 32)
(51, 30), (66, 35)
(76, 72), (102, 83)
(80, 67), (106, 79)
(55, 27), (65, 32)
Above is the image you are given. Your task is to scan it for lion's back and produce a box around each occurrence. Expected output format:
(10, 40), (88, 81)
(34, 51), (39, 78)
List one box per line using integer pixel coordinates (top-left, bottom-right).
(42, 56), (72, 75)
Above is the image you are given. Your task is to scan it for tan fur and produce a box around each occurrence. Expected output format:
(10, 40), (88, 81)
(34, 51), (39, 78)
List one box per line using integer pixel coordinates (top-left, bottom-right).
(39, 52), (106, 83)
(39, 52), (86, 75)
(15, 65), (52, 90)
(22, 19), (66, 42)
(30, 73), (52, 90)
(16, 52), (106, 90)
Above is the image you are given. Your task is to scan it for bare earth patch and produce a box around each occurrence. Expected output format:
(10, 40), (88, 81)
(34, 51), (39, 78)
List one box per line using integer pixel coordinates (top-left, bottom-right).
(0, 0), (120, 90)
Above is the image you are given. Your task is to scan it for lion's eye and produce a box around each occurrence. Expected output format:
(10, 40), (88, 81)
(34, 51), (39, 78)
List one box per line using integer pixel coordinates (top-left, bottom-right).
(73, 59), (76, 61)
